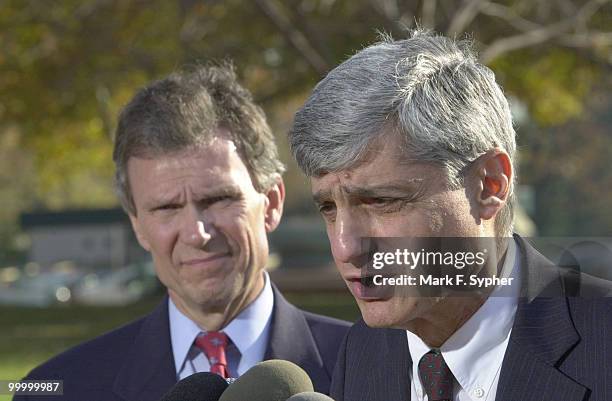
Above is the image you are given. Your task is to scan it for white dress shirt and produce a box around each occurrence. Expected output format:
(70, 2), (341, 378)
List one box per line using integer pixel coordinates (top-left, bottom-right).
(407, 240), (520, 401)
(169, 272), (274, 380)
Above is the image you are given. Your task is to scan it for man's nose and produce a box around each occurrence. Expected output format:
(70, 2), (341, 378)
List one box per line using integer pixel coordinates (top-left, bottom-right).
(329, 210), (369, 268)
(180, 205), (214, 248)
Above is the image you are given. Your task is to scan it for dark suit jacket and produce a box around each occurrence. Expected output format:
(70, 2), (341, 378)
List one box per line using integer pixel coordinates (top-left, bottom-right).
(331, 235), (612, 401)
(16, 286), (350, 401)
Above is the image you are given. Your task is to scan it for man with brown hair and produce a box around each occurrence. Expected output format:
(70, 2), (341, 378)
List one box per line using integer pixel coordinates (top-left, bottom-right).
(17, 64), (349, 401)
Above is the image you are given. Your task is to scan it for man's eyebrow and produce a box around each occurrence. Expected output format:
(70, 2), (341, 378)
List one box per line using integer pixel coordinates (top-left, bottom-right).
(143, 193), (182, 210)
(195, 186), (242, 198)
(144, 186), (242, 209)
(312, 179), (424, 203)
(312, 189), (332, 204)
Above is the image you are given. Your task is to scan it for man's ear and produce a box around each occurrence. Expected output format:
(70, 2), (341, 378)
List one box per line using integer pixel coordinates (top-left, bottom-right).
(263, 176), (285, 233)
(472, 149), (512, 221)
(129, 213), (151, 251)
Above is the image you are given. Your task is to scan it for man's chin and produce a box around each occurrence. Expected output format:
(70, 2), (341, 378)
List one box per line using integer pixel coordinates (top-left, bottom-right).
(362, 313), (411, 329)
(358, 301), (401, 328)
(171, 283), (233, 310)
(357, 297), (422, 329)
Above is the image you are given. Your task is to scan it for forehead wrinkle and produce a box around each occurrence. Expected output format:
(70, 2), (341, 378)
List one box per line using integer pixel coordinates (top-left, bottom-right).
(142, 187), (184, 210)
(344, 178), (423, 192)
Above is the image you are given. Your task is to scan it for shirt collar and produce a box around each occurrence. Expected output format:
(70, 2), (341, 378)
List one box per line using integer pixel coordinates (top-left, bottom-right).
(407, 239), (520, 397)
(223, 271), (274, 370)
(169, 271), (274, 375)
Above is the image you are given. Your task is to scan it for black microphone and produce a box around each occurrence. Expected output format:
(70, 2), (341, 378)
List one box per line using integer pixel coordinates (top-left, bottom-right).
(159, 372), (229, 401)
(286, 391), (335, 400)
(219, 359), (314, 401)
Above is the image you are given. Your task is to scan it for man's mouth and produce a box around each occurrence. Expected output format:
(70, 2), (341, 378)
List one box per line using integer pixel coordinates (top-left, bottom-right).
(346, 275), (388, 300)
(181, 253), (231, 266)
(346, 275), (374, 285)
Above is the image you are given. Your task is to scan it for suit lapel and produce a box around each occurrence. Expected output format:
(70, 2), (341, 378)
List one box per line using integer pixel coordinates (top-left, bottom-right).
(496, 298), (586, 401)
(113, 297), (176, 401)
(341, 324), (411, 401)
(495, 237), (587, 401)
(265, 285), (330, 392)
(382, 328), (412, 401)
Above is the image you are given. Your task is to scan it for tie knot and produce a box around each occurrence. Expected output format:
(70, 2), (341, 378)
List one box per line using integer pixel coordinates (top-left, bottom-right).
(196, 331), (228, 349)
(194, 331), (230, 378)
(418, 350), (453, 401)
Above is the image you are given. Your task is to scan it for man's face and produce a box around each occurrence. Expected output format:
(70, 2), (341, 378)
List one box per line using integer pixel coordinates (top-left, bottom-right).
(127, 136), (283, 320)
(311, 134), (482, 329)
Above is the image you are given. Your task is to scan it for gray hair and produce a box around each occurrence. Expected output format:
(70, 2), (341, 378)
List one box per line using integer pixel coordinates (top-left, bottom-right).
(289, 30), (516, 236)
(113, 63), (285, 215)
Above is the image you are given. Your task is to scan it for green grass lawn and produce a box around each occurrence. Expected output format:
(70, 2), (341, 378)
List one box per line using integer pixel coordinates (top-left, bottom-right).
(0, 291), (359, 400)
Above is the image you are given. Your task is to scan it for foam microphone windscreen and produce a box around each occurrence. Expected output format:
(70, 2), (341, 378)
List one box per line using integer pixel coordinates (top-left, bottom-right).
(218, 359), (314, 401)
(287, 391), (335, 400)
(159, 372), (229, 401)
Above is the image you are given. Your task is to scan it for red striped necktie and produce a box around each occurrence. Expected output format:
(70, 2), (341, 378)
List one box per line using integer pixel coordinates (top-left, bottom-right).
(194, 331), (230, 379)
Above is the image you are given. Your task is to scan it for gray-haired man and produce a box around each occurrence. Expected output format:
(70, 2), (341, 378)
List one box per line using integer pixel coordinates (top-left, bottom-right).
(289, 30), (611, 401)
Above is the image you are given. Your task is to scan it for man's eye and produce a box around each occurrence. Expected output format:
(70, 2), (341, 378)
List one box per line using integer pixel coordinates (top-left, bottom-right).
(318, 203), (336, 217)
(155, 204), (180, 211)
(363, 197), (394, 206)
(213, 196), (233, 203)
(203, 195), (234, 207)
(362, 197), (406, 213)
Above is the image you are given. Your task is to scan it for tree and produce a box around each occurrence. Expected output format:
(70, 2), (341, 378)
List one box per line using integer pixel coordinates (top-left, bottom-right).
(0, 0), (610, 244)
